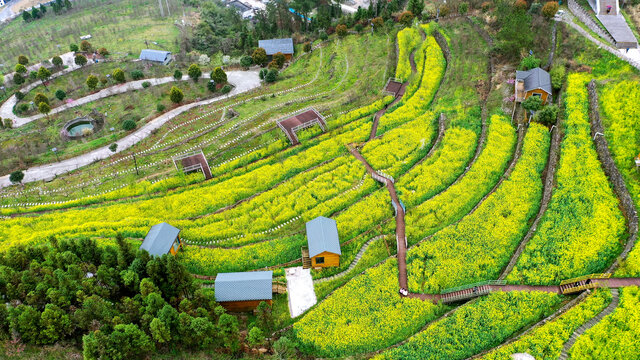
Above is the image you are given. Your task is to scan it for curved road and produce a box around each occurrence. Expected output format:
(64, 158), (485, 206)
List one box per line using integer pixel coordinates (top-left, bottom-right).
(0, 70), (261, 188)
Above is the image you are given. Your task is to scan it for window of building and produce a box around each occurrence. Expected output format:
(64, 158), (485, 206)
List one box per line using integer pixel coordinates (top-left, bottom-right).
(172, 241), (180, 252)
(315, 257), (325, 264)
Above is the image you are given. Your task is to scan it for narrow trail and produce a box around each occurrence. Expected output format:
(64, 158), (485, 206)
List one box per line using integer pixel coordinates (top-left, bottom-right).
(559, 288), (619, 360)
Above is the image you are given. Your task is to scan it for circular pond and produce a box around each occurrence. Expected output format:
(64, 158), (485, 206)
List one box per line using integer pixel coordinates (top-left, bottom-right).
(60, 116), (101, 140)
(67, 121), (94, 136)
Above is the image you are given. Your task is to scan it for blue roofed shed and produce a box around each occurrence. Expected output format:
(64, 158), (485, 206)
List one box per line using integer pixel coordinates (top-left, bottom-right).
(215, 271), (273, 311)
(305, 216), (341, 268)
(258, 38), (294, 59)
(139, 49), (172, 65)
(140, 222), (182, 256)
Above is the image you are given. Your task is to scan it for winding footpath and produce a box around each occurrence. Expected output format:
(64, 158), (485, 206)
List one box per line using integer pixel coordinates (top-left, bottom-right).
(0, 71), (261, 188)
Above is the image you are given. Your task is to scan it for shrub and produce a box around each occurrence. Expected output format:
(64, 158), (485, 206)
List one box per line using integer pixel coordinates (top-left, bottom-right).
(247, 327), (264, 347)
(187, 64), (202, 81)
(9, 171), (24, 184)
(542, 1), (559, 18)
(98, 47), (109, 56)
(69, 43), (79, 52)
(17, 55), (29, 65)
(459, 2), (469, 14)
(14, 91), (25, 100)
(170, 86), (184, 103)
(303, 42), (312, 52)
(550, 64), (566, 90)
(264, 69), (278, 83)
(399, 11), (414, 26)
(15, 64), (27, 74)
(142, 81), (151, 88)
(2, 119), (11, 128)
(522, 95), (543, 112)
(529, 2), (542, 14)
(481, 1), (492, 12)
(336, 24), (348, 37)
(535, 104), (559, 126)
(34, 93), (49, 106)
(240, 55), (253, 68)
(13, 74), (24, 85)
(273, 52), (286, 68)
(17, 103), (29, 113)
(267, 60), (279, 70)
(109, 143), (118, 152)
(207, 80), (216, 92)
(86, 75), (99, 90)
(515, 0), (528, 10)
(519, 55), (541, 70)
(440, 4), (450, 16)
(54, 89), (66, 101)
(122, 119), (137, 131)
(130, 70), (144, 80)
(252, 48), (268, 66)
(52, 56), (63, 67)
(173, 69), (183, 80)
(156, 104), (166, 112)
(221, 84), (232, 94)
(29, 71), (37, 80)
(319, 31), (328, 41)
(80, 40), (92, 52)
(354, 23), (363, 33)
(74, 54), (87, 66)
(113, 68), (126, 83)
(99, 76), (108, 85)
(38, 102), (51, 115)
(259, 68), (269, 80)
(211, 67), (227, 84)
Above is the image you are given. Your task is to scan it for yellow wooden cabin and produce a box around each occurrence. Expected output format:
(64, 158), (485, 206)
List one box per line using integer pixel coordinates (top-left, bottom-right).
(139, 222), (183, 257)
(305, 216), (341, 268)
(515, 67), (552, 105)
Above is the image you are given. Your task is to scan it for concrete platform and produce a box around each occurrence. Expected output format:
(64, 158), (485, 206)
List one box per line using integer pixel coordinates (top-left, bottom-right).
(597, 14), (638, 48)
(285, 266), (317, 318)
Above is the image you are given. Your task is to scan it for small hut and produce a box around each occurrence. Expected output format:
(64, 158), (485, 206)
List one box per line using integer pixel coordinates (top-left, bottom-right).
(514, 67), (552, 105)
(171, 150), (212, 180)
(258, 38), (294, 60)
(139, 49), (172, 65)
(277, 108), (326, 145)
(140, 222), (182, 256)
(215, 271), (273, 312)
(304, 216), (341, 268)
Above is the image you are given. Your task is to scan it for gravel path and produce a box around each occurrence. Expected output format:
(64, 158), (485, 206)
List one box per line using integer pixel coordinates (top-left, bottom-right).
(0, 70), (260, 188)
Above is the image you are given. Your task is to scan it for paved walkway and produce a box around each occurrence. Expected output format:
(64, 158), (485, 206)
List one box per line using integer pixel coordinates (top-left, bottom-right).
(2, 52), (79, 86)
(3, 71), (217, 127)
(0, 70), (260, 188)
(285, 266), (317, 318)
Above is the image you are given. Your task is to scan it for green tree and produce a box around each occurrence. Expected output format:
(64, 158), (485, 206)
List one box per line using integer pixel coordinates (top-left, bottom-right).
(173, 69), (183, 80)
(112, 68), (126, 83)
(550, 64), (566, 90)
(399, 11), (414, 26)
(108, 324), (153, 359)
(495, 2), (533, 60)
(240, 55), (253, 68)
(22, 10), (32, 22)
(122, 119), (136, 131)
(336, 24), (348, 37)
(519, 55), (541, 70)
(0, 303), (8, 339)
(38, 102), (51, 116)
(39, 304), (71, 344)
(211, 67), (227, 84)
(52, 56), (63, 67)
(252, 47), (268, 66)
(273, 52), (286, 68)
(34, 93), (49, 106)
(70, 43), (79, 52)
(40, 3), (47, 14)
(272, 336), (296, 360)
(169, 86), (184, 103)
(9, 305), (40, 343)
(18, 55), (29, 65)
(522, 95), (543, 112)
(150, 318), (171, 344)
(217, 313), (239, 352)
(15, 64), (27, 74)
(247, 326), (264, 347)
(55, 89), (66, 101)
(75, 54), (88, 66)
(13, 74), (24, 85)
(303, 42), (312, 52)
(31, 7), (40, 19)
(459, 2), (469, 15)
(265, 69), (278, 83)
(109, 143), (118, 152)
(37, 66), (51, 86)
(256, 301), (273, 333)
(190, 317), (215, 349)
(207, 80), (216, 92)
(187, 64), (202, 82)
(408, 0), (424, 18)
(86, 75), (99, 90)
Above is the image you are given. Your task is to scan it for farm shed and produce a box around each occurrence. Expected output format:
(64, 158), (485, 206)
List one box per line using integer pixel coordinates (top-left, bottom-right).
(172, 150), (212, 180)
(304, 216), (341, 268)
(140, 222), (183, 256)
(277, 108), (326, 145)
(258, 38), (294, 60)
(515, 67), (552, 105)
(139, 49), (172, 65)
(215, 271), (273, 312)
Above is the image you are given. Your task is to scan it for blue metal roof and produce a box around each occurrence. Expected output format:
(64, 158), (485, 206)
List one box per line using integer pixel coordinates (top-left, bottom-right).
(140, 222), (180, 256)
(306, 216), (341, 258)
(258, 38), (294, 55)
(139, 49), (171, 62)
(215, 271), (273, 302)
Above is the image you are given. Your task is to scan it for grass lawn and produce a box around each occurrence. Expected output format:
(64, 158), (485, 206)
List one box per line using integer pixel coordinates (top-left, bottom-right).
(0, 0), (185, 66)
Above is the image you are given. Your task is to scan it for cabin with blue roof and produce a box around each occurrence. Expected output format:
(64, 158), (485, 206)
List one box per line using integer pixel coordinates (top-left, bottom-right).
(139, 49), (172, 65)
(258, 38), (294, 60)
(303, 216), (341, 268)
(215, 271), (273, 311)
(140, 222), (182, 256)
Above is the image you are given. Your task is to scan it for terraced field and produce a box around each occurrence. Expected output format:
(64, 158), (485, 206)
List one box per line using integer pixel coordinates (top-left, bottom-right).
(2, 13), (640, 359)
